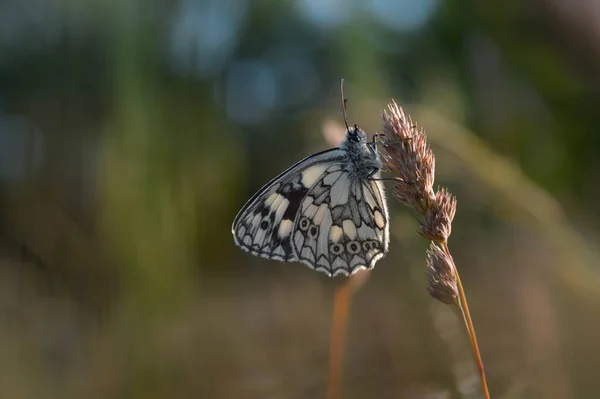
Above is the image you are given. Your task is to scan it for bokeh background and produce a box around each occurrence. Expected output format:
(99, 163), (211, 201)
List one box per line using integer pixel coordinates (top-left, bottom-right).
(1, 0), (600, 398)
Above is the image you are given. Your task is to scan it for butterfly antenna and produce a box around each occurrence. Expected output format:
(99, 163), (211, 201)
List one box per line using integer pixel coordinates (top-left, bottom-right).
(340, 79), (349, 131)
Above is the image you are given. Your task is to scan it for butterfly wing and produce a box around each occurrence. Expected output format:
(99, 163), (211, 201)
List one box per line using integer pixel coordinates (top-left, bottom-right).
(292, 171), (389, 276)
(232, 149), (346, 262)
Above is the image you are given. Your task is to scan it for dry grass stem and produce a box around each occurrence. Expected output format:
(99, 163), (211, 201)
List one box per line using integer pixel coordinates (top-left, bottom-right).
(380, 100), (491, 399)
(326, 270), (371, 399)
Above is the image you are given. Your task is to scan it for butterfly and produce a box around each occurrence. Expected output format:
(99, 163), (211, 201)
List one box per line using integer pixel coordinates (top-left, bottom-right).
(232, 85), (389, 277)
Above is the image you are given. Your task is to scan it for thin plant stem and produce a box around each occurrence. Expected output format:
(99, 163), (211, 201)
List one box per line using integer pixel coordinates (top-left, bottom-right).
(326, 279), (352, 399)
(443, 242), (490, 399)
(326, 271), (370, 399)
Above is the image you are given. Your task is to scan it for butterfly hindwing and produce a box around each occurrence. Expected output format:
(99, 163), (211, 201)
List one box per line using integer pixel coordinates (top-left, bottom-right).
(232, 149), (346, 262)
(292, 168), (389, 276)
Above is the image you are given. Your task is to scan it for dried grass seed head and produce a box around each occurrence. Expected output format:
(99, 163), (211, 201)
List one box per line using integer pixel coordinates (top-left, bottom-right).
(422, 188), (457, 243)
(381, 101), (435, 214)
(426, 242), (459, 306)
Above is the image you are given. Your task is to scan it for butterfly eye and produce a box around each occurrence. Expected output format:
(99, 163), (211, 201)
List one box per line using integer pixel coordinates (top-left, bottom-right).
(347, 125), (364, 143)
(308, 225), (319, 238)
(299, 217), (310, 231)
(362, 241), (372, 252)
(330, 243), (344, 255)
(346, 241), (361, 254)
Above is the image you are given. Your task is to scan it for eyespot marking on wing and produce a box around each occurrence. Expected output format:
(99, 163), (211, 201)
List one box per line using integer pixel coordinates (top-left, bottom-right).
(330, 243), (344, 255)
(346, 241), (361, 255)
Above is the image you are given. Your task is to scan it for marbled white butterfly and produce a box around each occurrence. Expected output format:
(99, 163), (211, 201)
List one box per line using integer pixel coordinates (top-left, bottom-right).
(232, 82), (389, 276)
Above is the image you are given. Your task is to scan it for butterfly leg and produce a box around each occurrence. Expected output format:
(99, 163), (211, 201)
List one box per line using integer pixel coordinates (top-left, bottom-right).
(369, 133), (393, 145)
(367, 133), (386, 154)
(367, 167), (415, 184)
(380, 124), (417, 147)
(382, 137), (413, 146)
(369, 177), (416, 183)
(369, 123), (417, 149)
(368, 136), (414, 152)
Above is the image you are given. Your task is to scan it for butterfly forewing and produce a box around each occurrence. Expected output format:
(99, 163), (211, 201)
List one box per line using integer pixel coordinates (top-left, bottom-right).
(232, 149), (345, 262)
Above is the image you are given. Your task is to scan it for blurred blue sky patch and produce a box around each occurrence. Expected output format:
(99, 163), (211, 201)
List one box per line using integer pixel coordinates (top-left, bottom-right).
(169, 0), (248, 77)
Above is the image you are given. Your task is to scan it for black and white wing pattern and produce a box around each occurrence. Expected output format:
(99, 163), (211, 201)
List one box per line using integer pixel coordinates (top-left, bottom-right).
(232, 149), (346, 263)
(233, 124), (390, 277)
(291, 168), (389, 276)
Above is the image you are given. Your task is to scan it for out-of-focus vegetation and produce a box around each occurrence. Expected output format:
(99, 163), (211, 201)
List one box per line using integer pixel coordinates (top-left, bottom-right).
(1, 0), (599, 398)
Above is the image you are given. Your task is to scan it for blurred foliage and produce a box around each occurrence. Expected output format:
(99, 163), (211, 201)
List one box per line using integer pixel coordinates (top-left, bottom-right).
(0, 0), (599, 398)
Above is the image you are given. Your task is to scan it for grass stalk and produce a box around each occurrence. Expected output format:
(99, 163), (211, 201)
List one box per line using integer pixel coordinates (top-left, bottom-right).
(326, 280), (351, 399)
(443, 242), (490, 399)
(326, 271), (370, 399)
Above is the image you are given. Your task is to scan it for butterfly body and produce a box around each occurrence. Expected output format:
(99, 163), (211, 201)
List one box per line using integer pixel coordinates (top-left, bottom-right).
(232, 126), (389, 277)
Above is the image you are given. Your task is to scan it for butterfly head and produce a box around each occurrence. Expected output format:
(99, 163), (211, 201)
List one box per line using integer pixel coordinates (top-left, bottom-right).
(346, 124), (367, 144)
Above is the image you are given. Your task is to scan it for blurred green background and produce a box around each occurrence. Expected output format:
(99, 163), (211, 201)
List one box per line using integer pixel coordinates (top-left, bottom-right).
(1, 0), (600, 398)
